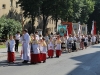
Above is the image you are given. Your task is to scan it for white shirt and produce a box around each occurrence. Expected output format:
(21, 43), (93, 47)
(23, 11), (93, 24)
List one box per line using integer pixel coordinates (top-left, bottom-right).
(36, 34), (39, 41)
(6, 39), (15, 52)
(73, 37), (77, 41)
(84, 37), (88, 42)
(15, 34), (20, 40)
(44, 36), (49, 41)
(91, 36), (96, 42)
(67, 37), (73, 43)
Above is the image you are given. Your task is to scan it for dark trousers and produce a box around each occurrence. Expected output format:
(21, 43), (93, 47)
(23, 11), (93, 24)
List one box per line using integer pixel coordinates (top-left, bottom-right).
(15, 40), (19, 52)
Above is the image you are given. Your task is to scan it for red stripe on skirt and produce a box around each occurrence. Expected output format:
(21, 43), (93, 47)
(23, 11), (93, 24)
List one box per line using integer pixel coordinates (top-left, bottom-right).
(40, 53), (46, 61)
(31, 53), (41, 63)
(56, 50), (61, 56)
(7, 52), (15, 62)
(48, 50), (54, 57)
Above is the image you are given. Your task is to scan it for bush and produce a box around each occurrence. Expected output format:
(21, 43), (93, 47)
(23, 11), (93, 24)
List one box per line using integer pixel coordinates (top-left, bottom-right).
(0, 16), (22, 39)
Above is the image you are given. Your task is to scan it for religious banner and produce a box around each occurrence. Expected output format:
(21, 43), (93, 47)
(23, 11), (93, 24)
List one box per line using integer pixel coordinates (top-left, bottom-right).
(72, 23), (79, 34)
(57, 25), (67, 36)
(81, 25), (87, 35)
(61, 22), (73, 35)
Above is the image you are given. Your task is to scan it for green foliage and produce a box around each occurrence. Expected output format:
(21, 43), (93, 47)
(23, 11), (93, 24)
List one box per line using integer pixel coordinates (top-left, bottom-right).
(0, 16), (22, 38)
(87, 0), (100, 32)
(18, 0), (95, 34)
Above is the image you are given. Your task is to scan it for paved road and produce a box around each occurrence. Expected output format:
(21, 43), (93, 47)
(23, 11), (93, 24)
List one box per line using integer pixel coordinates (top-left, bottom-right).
(0, 44), (100, 75)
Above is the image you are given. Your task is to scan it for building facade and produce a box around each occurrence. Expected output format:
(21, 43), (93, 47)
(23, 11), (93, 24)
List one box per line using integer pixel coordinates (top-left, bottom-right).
(0, 0), (61, 34)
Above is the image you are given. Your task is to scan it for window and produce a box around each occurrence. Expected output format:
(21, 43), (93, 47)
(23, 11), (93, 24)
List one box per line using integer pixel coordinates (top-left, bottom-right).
(2, 4), (6, 9)
(10, 0), (13, 7)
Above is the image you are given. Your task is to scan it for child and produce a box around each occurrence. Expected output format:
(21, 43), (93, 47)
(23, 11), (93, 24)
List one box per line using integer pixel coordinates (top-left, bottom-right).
(55, 36), (62, 58)
(6, 35), (15, 63)
(47, 37), (54, 58)
(39, 38), (47, 63)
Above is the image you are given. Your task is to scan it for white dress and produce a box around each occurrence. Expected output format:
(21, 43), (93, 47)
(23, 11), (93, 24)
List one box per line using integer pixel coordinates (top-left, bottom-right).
(6, 39), (15, 52)
(32, 43), (40, 54)
(48, 41), (54, 50)
(22, 33), (30, 61)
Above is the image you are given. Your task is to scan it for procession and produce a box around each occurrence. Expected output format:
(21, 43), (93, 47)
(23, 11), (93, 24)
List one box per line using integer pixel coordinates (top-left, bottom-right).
(6, 21), (100, 64)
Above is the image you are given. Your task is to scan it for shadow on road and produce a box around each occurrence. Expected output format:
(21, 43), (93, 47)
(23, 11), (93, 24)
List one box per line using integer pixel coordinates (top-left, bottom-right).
(0, 56), (31, 67)
(66, 45), (100, 75)
(91, 45), (100, 48)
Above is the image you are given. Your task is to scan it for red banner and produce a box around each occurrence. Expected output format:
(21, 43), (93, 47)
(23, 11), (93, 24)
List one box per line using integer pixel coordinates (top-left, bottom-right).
(61, 22), (73, 35)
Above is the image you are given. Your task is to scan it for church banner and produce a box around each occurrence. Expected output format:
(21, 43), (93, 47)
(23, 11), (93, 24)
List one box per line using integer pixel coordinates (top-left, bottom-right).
(57, 25), (67, 36)
(61, 22), (73, 35)
(81, 25), (87, 35)
(72, 23), (79, 34)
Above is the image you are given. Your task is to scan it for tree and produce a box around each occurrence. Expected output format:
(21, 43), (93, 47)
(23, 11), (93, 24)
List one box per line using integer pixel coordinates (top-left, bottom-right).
(79, 0), (95, 23)
(0, 16), (22, 38)
(87, 0), (100, 32)
(18, 0), (42, 33)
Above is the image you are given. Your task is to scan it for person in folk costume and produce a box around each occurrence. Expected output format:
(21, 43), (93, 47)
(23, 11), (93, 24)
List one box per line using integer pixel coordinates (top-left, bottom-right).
(72, 35), (77, 52)
(88, 35), (91, 46)
(6, 35), (16, 63)
(80, 35), (85, 50)
(65, 36), (68, 52)
(47, 37), (55, 58)
(55, 35), (62, 58)
(76, 35), (81, 50)
(84, 35), (88, 49)
(95, 35), (99, 44)
(61, 36), (66, 52)
(96, 34), (99, 44)
(91, 35), (96, 45)
(22, 29), (31, 63)
(31, 34), (41, 64)
(67, 34), (73, 53)
(39, 38), (47, 63)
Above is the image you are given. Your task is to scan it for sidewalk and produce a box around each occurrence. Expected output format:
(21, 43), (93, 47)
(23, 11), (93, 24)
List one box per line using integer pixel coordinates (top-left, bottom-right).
(0, 47), (21, 57)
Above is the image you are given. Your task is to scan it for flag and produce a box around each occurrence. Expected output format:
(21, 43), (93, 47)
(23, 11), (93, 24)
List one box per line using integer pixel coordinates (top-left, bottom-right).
(91, 21), (96, 35)
(78, 22), (81, 37)
(72, 24), (76, 36)
(94, 21), (96, 35)
(61, 22), (73, 36)
(67, 22), (73, 35)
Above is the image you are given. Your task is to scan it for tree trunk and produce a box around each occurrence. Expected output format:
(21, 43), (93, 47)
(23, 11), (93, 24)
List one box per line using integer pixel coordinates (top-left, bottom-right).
(42, 14), (48, 36)
(31, 16), (35, 33)
(55, 14), (58, 31)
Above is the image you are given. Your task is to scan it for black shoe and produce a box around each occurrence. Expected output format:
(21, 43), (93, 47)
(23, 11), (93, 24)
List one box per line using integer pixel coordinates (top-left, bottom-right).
(43, 61), (46, 63)
(51, 57), (53, 58)
(22, 61), (26, 63)
(22, 60), (28, 63)
(56, 56), (59, 58)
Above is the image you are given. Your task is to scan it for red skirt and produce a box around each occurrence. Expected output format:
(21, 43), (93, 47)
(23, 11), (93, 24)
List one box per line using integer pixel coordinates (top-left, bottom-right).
(56, 50), (61, 56)
(7, 52), (15, 62)
(48, 50), (54, 57)
(31, 53), (41, 63)
(40, 53), (46, 61)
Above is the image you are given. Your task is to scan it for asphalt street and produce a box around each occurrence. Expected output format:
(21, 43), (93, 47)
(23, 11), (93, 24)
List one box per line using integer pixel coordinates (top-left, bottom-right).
(0, 44), (100, 75)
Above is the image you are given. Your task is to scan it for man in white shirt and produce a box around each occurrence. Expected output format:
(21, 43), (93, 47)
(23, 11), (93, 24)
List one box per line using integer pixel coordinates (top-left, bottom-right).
(15, 31), (20, 52)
